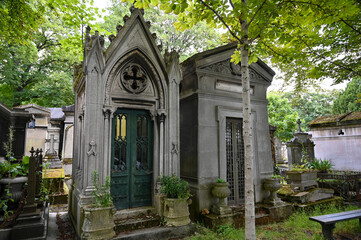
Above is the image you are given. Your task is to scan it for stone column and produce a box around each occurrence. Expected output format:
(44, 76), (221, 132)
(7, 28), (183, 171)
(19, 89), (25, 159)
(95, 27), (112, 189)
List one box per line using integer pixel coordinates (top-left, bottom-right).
(102, 107), (113, 182)
(158, 112), (166, 176)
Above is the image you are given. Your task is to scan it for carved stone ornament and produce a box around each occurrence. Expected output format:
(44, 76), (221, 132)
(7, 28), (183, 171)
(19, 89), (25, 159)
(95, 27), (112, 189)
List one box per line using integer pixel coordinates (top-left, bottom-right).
(230, 62), (242, 76)
(120, 63), (149, 94)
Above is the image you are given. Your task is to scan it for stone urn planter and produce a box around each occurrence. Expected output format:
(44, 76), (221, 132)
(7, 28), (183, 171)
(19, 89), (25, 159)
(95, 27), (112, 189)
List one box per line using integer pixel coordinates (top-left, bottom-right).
(211, 182), (232, 215)
(263, 177), (283, 206)
(81, 206), (115, 240)
(0, 176), (28, 207)
(163, 198), (192, 226)
(286, 170), (318, 191)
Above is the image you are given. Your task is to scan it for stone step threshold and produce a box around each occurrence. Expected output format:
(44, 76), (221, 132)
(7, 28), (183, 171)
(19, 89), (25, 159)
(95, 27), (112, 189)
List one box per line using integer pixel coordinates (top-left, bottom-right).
(114, 224), (196, 240)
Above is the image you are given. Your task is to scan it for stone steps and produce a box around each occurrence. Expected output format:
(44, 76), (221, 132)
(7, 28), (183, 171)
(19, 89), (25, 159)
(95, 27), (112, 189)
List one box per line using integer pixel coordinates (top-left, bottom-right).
(114, 207), (161, 234)
(114, 224), (196, 240)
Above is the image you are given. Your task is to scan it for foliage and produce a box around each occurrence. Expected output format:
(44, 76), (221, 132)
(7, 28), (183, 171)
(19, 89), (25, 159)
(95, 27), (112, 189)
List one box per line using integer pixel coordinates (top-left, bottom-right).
(332, 78), (361, 114)
(216, 178), (226, 183)
(99, 0), (222, 62)
(0, 188), (14, 220)
(91, 171), (113, 208)
(0, 0), (99, 44)
(271, 174), (281, 179)
(159, 175), (191, 199)
(308, 159), (334, 172)
(0, 1), (99, 107)
(283, 91), (338, 131)
(190, 204), (361, 240)
(0, 126), (28, 179)
(267, 92), (299, 142)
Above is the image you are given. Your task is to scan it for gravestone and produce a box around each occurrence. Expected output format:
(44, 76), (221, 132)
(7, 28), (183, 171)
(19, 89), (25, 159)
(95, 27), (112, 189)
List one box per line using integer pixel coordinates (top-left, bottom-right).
(286, 119), (315, 169)
(44, 134), (62, 168)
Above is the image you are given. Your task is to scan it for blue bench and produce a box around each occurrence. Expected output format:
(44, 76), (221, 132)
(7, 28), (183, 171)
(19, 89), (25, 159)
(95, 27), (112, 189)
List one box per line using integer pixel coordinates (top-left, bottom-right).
(309, 209), (361, 240)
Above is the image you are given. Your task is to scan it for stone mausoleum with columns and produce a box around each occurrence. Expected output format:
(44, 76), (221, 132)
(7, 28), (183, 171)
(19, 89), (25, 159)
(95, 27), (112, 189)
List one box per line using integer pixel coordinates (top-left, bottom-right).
(69, 7), (275, 236)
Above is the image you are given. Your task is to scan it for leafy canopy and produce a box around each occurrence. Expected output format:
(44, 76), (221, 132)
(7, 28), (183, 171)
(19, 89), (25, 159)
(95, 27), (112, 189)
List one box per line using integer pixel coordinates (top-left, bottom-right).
(0, 0), (98, 107)
(98, 0), (222, 61)
(130, 0), (360, 88)
(267, 92), (299, 142)
(332, 78), (361, 114)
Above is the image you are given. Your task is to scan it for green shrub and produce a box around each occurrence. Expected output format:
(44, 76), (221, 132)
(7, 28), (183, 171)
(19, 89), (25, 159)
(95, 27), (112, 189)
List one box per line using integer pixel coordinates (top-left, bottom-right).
(159, 175), (191, 199)
(308, 158), (334, 172)
(92, 171), (113, 208)
(216, 178), (226, 183)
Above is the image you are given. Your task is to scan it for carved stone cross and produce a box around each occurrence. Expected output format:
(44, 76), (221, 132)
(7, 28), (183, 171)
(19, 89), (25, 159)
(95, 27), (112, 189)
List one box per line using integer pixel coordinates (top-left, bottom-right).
(121, 64), (148, 93)
(45, 134), (57, 155)
(124, 67), (146, 90)
(296, 119), (302, 133)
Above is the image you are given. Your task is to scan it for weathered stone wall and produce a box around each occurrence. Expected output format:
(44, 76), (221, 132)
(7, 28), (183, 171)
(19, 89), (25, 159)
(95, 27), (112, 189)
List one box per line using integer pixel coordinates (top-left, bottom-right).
(310, 125), (361, 171)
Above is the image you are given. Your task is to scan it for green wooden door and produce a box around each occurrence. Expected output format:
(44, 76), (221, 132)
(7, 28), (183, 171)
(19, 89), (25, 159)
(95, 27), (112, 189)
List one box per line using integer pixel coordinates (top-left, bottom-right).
(111, 109), (152, 209)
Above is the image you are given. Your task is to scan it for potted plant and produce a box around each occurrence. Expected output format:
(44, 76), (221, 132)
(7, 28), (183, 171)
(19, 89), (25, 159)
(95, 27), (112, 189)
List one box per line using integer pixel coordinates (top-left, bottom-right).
(159, 175), (192, 226)
(263, 175), (284, 206)
(211, 178), (231, 215)
(0, 126), (29, 213)
(81, 171), (115, 240)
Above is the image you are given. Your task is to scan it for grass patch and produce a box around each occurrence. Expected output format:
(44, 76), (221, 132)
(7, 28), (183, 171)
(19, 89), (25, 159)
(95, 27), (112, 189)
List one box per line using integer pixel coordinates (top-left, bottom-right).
(190, 204), (361, 240)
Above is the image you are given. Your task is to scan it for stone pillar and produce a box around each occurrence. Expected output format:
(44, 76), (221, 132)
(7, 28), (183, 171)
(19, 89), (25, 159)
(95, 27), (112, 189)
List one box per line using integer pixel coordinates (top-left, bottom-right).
(158, 112), (166, 175)
(286, 119), (315, 169)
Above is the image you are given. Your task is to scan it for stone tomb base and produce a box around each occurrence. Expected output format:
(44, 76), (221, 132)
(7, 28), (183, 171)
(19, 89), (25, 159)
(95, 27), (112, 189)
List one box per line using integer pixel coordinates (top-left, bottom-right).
(0, 201), (49, 240)
(202, 203), (293, 229)
(43, 168), (68, 204)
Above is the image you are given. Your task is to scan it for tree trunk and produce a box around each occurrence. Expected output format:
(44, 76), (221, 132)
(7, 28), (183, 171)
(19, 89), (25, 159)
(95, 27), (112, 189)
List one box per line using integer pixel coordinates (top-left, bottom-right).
(241, 1), (256, 238)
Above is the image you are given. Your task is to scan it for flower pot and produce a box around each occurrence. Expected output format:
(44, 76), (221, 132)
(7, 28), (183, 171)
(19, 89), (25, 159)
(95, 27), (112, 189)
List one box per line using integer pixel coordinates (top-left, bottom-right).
(81, 206), (115, 240)
(286, 171), (317, 190)
(211, 182), (232, 215)
(263, 177), (283, 206)
(163, 198), (192, 226)
(0, 176), (28, 205)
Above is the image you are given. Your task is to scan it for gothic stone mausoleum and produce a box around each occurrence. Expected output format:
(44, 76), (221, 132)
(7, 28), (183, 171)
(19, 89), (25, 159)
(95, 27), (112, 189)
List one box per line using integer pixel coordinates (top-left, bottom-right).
(69, 8), (275, 236)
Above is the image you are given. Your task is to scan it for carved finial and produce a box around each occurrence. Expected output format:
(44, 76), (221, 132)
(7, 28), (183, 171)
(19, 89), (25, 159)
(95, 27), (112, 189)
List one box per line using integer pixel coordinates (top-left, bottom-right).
(123, 15), (130, 23)
(130, 5), (136, 13)
(146, 21), (151, 28)
(85, 26), (91, 46)
(94, 30), (99, 37)
(152, 33), (157, 40)
(116, 25), (122, 33)
(296, 119), (302, 133)
(157, 44), (163, 52)
(30, 147), (35, 157)
(99, 35), (105, 48)
(108, 34), (115, 42)
(140, 9), (144, 15)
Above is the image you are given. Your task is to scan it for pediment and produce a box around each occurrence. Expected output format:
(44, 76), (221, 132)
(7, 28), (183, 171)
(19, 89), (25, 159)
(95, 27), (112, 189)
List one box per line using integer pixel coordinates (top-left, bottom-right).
(200, 58), (268, 83)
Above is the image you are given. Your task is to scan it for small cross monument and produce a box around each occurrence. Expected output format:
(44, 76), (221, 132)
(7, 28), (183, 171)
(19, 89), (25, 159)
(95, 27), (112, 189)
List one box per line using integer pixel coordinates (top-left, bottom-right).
(44, 134), (62, 169)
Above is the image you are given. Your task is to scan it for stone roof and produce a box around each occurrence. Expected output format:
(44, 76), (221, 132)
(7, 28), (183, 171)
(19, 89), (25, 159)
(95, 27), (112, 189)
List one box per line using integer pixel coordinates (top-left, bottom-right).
(308, 111), (361, 128)
(49, 108), (65, 121)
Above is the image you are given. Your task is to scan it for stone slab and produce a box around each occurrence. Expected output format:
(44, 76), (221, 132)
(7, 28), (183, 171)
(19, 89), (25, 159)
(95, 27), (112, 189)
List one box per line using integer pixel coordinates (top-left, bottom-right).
(114, 224), (196, 240)
(43, 168), (65, 179)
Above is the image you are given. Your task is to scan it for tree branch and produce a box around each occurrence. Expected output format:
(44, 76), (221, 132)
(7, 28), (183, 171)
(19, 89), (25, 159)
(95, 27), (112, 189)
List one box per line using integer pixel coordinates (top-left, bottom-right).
(340, 18), (361, 35)
(197, 0), (242, 43)
(248, 0), (267, 27)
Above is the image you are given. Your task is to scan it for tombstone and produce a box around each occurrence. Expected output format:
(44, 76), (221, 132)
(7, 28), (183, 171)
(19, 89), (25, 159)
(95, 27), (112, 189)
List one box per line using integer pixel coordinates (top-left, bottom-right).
(180, 43), (275, 217)
(44, 134), (62, 168)
(69, 8), (181, 236)
(286, 119), (315, 169)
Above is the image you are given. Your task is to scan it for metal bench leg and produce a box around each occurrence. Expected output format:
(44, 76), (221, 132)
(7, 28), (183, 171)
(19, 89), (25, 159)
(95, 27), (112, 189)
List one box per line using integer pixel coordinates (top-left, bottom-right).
(321, 223), (335, 240)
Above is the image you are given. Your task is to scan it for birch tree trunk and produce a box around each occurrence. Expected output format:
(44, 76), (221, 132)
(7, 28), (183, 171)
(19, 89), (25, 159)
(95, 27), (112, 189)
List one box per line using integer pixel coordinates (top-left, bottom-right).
(241, 0), (256, 238)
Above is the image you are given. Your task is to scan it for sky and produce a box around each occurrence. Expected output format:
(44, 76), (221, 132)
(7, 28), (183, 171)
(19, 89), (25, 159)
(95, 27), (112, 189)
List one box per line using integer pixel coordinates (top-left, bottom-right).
(92, 0), (347, 92)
